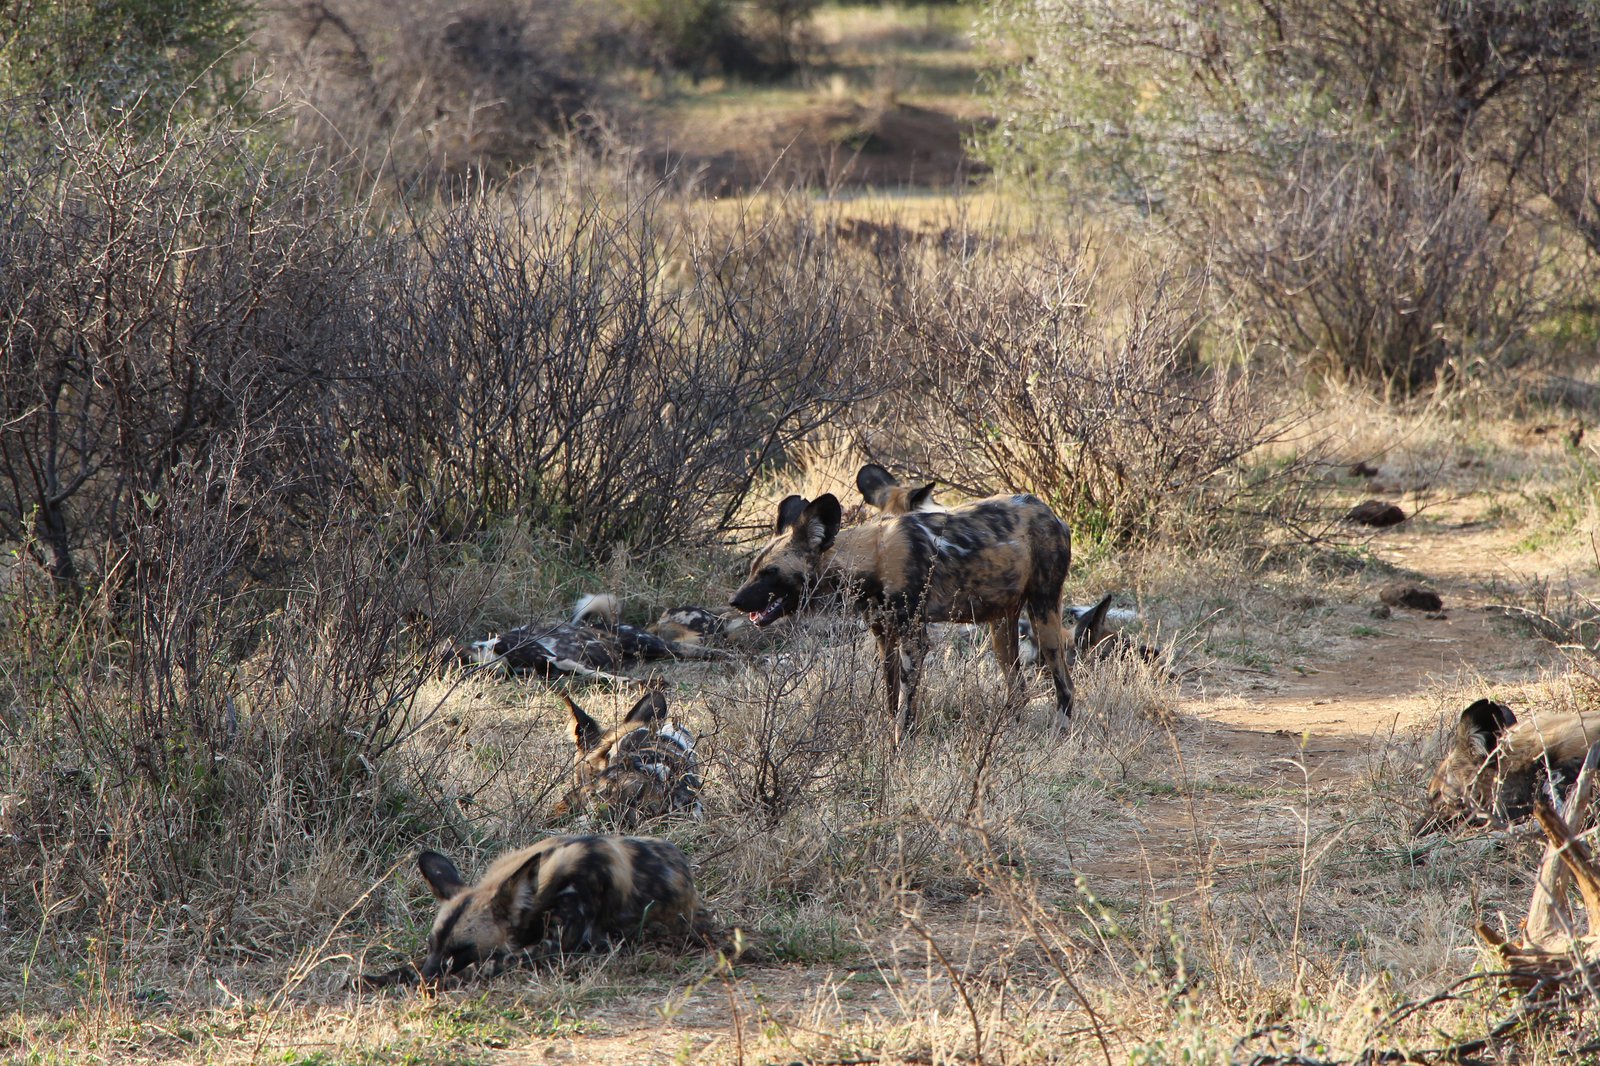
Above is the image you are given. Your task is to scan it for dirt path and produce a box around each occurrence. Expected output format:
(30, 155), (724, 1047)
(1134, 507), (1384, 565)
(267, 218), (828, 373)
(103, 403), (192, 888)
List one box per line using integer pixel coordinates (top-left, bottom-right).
(1088, 493), (1587, 892)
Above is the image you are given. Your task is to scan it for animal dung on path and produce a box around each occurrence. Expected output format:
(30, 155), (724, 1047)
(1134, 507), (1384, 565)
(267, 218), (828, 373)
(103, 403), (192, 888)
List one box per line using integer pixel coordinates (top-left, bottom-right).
(1379, 583), (1443, 612)
(1345, 499), (1407, 527)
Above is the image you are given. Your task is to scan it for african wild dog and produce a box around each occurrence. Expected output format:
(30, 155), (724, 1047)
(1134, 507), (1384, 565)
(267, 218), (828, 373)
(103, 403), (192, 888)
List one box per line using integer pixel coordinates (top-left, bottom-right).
(355, 835), (706, 989)
(648, 605), (748, 646)
(461, 595), (727, 680)
(1018, 593), (1160, 668)
(1417, 698), (1600, 834)
(729, 478), (1075, 741)
(856, 463), (942, 516)
(553, 688), (703, 824)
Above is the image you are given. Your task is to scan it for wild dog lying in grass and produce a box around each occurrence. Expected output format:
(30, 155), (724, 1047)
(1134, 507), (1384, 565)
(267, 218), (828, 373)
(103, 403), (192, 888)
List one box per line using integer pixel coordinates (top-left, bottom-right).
(462, 595), (729, 680)
(1018, 593), (1162, 668)
(1417, 698), (1600, 833)
(553, 688), (702, 825)
(730, 481), (1075, 741)
(355, 835), (707, 990)
(647, 605), (749, 646)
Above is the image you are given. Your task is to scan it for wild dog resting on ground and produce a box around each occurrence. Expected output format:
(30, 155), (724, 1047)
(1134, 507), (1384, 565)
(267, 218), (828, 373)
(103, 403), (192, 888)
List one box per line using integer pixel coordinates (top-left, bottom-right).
(355, 835), (707, 989)
(552, 688), (703, 825)
(647, 605), (749, 646)
(1417, 698), (1600, 833)
(730, 488), (1075, 741)
(1018, 593), (1162, 668)
(462, 595), (729, 680)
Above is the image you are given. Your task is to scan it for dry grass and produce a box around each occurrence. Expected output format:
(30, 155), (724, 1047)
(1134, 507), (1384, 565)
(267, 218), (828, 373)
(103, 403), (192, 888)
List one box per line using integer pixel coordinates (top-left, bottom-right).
(9, 43), (1600, 1062)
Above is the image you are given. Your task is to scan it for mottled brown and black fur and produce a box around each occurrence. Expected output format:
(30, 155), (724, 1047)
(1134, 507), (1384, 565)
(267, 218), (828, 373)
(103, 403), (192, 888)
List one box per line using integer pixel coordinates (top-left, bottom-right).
(856, 463), (942, 516)
(355, 835), (704, 989)
(460, 596), (727, 680)
(730, 479), (1075, 741)
(1417, 699), (1600, 833)
(647, 605), (746, 646)
(553, 689), (702, 825)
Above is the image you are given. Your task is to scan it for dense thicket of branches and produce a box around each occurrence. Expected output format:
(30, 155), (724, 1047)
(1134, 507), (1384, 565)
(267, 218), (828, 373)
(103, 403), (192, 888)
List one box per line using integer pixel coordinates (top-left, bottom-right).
(0, 110), (870, 598)
(984, 0), (1600, 389)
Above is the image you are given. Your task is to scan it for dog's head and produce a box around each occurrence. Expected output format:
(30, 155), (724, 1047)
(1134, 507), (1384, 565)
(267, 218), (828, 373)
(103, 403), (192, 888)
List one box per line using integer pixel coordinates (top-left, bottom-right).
(411, 846), (550, 983)
(554, 689), (700, 824)
(856, 464), (940, 516)
(1068, 594), (1118, 652)
(1415, 698), (1517, 834)
(729, 494), (842, 628)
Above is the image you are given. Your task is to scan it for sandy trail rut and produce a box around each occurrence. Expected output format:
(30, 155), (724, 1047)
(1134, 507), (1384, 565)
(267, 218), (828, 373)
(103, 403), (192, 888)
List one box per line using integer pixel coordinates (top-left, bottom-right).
(1095, 497), (1583, 891)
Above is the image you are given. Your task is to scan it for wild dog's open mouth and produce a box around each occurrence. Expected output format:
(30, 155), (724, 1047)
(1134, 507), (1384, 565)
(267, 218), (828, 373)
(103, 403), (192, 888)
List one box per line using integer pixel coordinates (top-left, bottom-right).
(748, 600), (787, 627)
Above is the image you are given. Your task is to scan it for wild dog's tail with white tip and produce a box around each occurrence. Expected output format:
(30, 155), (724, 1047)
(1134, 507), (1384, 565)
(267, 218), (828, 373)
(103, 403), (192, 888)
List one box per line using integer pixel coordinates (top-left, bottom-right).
(573, 593), (622, 626)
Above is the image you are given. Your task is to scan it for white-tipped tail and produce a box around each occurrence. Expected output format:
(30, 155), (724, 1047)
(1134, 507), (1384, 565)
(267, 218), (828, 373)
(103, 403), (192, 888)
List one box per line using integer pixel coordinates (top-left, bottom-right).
(572, 593), (622, 625)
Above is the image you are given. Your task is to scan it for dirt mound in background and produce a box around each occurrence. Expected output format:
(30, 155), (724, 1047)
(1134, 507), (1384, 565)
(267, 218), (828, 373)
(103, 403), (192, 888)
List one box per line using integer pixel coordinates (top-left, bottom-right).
(652, 100), (987, 193)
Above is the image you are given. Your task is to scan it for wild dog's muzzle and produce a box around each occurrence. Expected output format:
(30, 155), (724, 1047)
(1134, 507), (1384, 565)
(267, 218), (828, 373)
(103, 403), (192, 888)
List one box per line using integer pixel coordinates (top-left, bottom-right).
(746, 600), (786, 627)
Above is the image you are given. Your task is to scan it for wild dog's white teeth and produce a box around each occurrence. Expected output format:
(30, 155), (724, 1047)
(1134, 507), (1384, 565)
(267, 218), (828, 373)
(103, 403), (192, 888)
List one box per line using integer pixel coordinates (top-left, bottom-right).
(749, 600), (785, 627)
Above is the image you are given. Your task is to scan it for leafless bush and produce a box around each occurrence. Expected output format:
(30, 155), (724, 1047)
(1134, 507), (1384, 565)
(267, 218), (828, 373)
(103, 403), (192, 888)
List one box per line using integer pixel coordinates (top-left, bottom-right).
(261, 0), (624, 192)
(0, 437), (464, 944)
(0, 106), (385, 596)
(853, 238), (1308, 545)
(704, 628), (878, 826)
(0, 106), (877, 595)
(1204, 144), (1550, 392)
(985, 0), (1600, 391)
(356, 192), (872, 549)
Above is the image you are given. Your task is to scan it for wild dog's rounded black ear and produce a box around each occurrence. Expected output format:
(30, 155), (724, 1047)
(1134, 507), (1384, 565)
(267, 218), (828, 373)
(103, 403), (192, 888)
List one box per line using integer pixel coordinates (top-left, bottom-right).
(856, 464), (897, 507)
(490, 850), (546, 925)
(798, 494), (842, 554)
(1072, 593), (1116, 649)
(1457, 698), (1516, 755)
(775, 495), (810, 534)
(907, 483), (937, 510)
(418, 850), (467, 900)
(563, 693), (603, 753)
(623, 689), (669, 726)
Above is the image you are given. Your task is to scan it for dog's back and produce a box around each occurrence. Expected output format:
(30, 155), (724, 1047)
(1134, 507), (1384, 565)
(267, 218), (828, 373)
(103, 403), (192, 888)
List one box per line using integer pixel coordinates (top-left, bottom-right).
(832, 494), (1071, 624)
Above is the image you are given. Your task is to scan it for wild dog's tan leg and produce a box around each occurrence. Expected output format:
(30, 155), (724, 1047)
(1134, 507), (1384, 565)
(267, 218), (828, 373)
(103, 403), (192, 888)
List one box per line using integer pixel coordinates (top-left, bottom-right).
(873, 621), (903, 737)
(990, 609), (1023, 706)
(1027, 599), (1076, 725)
(895, 624), (930, 744)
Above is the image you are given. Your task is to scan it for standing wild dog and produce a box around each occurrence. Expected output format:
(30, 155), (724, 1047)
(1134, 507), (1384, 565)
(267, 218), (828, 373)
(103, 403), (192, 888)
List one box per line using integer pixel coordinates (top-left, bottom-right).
(729, 483), (1075, 740)
(553, 688), (703, 824)
(1417, 698), (1600, 833)
(856, 463), (943, 516)
(355, 835), (705, 989)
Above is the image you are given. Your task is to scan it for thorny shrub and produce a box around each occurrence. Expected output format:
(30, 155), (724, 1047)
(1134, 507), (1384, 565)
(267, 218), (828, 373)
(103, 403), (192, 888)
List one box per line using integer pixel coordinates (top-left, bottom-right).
(365, 193), (872, 549)
(0, 437), (463, 950)
(847, 235), (1310, 546)
(0, 105), (875, 599)
(0, 108), (384, 596)
(1204, 144), (1553, 393)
